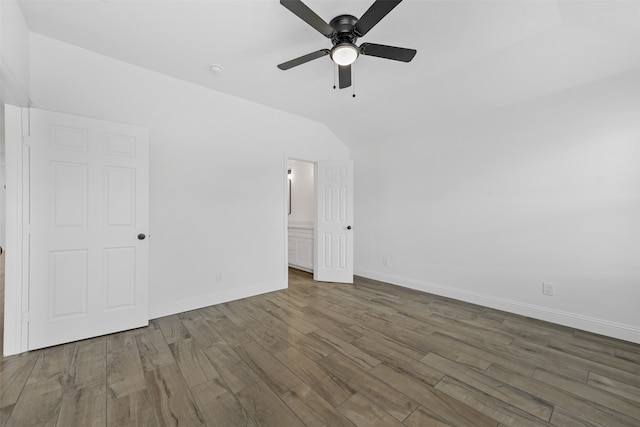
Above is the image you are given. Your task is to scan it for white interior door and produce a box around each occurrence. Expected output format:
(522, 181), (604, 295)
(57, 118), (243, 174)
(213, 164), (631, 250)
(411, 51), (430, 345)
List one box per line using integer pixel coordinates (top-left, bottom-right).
(314, 160), (354, 283)
(28, 108), (149, 350)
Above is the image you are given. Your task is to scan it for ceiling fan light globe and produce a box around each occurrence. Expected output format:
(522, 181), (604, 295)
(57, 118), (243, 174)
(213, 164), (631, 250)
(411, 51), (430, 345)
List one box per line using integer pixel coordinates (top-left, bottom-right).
(331, 43), (359, 66)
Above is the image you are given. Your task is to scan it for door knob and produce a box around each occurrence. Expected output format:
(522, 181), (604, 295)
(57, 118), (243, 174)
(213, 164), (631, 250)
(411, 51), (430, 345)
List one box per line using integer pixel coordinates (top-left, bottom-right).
(137, 233), (146, 240)
(347, 226), (352, 230)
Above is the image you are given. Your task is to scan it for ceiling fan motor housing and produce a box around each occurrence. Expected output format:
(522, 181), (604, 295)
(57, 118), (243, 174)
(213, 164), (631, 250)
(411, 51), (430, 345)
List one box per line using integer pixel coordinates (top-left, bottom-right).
(329, 15), (359, 46)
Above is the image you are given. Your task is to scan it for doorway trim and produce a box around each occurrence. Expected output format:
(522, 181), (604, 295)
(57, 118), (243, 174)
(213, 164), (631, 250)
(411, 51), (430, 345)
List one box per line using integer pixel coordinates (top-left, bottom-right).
(3, 105), (30, 356)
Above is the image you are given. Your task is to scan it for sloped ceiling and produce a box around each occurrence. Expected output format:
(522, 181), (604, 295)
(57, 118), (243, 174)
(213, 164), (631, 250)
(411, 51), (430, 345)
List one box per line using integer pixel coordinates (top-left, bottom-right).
(17, 0), (640, 146)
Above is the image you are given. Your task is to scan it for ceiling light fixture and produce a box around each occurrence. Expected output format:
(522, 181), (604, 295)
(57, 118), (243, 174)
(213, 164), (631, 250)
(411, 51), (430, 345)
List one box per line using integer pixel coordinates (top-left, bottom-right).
(330, 43), (359, 66)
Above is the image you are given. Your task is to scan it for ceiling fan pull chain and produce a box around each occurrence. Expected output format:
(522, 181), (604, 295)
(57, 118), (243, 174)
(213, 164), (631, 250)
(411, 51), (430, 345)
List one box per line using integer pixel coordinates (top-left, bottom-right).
(352, 66), (356, 98)
(333, 64), (337, 89)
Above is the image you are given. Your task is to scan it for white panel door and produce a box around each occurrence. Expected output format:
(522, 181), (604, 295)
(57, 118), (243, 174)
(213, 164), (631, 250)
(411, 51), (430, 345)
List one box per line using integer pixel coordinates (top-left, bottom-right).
(28, 108), (149, 350)
(314, 160), (353, 283)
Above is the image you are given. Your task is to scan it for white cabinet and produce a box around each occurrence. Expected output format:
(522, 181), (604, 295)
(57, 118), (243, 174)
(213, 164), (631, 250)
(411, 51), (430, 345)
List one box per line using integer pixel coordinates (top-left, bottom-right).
(288, 227), (314, 272)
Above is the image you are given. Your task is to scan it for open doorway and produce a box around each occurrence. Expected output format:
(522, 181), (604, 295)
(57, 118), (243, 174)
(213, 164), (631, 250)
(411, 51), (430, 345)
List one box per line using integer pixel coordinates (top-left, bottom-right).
(285, 158), (354, 285)
(287, 160), (315, 273)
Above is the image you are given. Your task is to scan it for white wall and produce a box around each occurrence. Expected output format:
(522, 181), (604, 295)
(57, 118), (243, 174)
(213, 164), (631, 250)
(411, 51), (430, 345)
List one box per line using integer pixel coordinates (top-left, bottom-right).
(28, 33), (349, 319)
(354, 70), (640, 343)
(0, 0), (31, 105)
(1, 0), (31, 251)
(288, 160), (314, 226)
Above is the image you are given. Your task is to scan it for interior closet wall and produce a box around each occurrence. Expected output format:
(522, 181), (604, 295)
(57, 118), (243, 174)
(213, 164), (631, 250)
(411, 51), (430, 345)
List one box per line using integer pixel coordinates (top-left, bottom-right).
(288, 160), (314, 226)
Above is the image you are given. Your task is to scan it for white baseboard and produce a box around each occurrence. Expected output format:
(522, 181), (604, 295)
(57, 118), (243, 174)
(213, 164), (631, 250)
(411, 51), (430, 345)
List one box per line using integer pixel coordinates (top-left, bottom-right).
(288, 264), (313, 273)
(148, 281), (286, 320)
(355, 268), (640, 344)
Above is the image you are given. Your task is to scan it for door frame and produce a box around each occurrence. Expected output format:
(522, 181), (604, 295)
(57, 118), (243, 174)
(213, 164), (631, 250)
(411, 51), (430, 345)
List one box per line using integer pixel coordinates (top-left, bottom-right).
(3, 105), (30, 356)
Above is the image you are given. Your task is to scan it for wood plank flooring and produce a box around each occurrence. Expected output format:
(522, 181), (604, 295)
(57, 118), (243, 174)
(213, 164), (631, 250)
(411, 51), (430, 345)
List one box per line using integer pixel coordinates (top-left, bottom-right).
(1, 268), (639, 426)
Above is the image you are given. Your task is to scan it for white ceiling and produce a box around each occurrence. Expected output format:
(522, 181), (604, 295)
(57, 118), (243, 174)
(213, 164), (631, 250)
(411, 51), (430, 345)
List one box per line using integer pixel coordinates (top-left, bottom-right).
(17, 0), (640, 146)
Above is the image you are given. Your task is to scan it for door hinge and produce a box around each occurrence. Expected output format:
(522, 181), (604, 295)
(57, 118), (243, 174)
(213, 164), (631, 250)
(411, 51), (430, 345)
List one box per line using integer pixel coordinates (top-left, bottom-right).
(23, 223), (30, 234)
(22, 311), (29, 323)
(22, 135), (31, 147)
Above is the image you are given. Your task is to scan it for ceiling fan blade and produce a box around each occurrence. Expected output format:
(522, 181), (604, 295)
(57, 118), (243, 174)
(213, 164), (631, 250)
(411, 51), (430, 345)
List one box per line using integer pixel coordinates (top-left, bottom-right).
(354, 0), (402, 37)
(360, 43), (416, 62)
(280, 0), (334, 37)
(278, 49), (330, 70)
(339, 65), (352, 89)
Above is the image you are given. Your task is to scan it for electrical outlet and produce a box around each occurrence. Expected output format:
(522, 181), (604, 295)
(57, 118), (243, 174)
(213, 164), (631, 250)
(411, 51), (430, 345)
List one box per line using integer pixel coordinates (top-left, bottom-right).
(382, 257), (389, 267)
(543, 282), (554, 296)
(216, 272), (223, 282)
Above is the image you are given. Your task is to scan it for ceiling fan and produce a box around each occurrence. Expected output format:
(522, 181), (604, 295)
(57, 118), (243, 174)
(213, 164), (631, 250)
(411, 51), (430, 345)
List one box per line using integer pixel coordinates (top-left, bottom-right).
(277, 0), (417, 89)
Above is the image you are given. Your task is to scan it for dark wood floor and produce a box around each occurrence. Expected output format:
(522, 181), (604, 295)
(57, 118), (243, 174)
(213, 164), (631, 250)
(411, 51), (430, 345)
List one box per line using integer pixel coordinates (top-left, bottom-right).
(1, 268), (639, 426)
